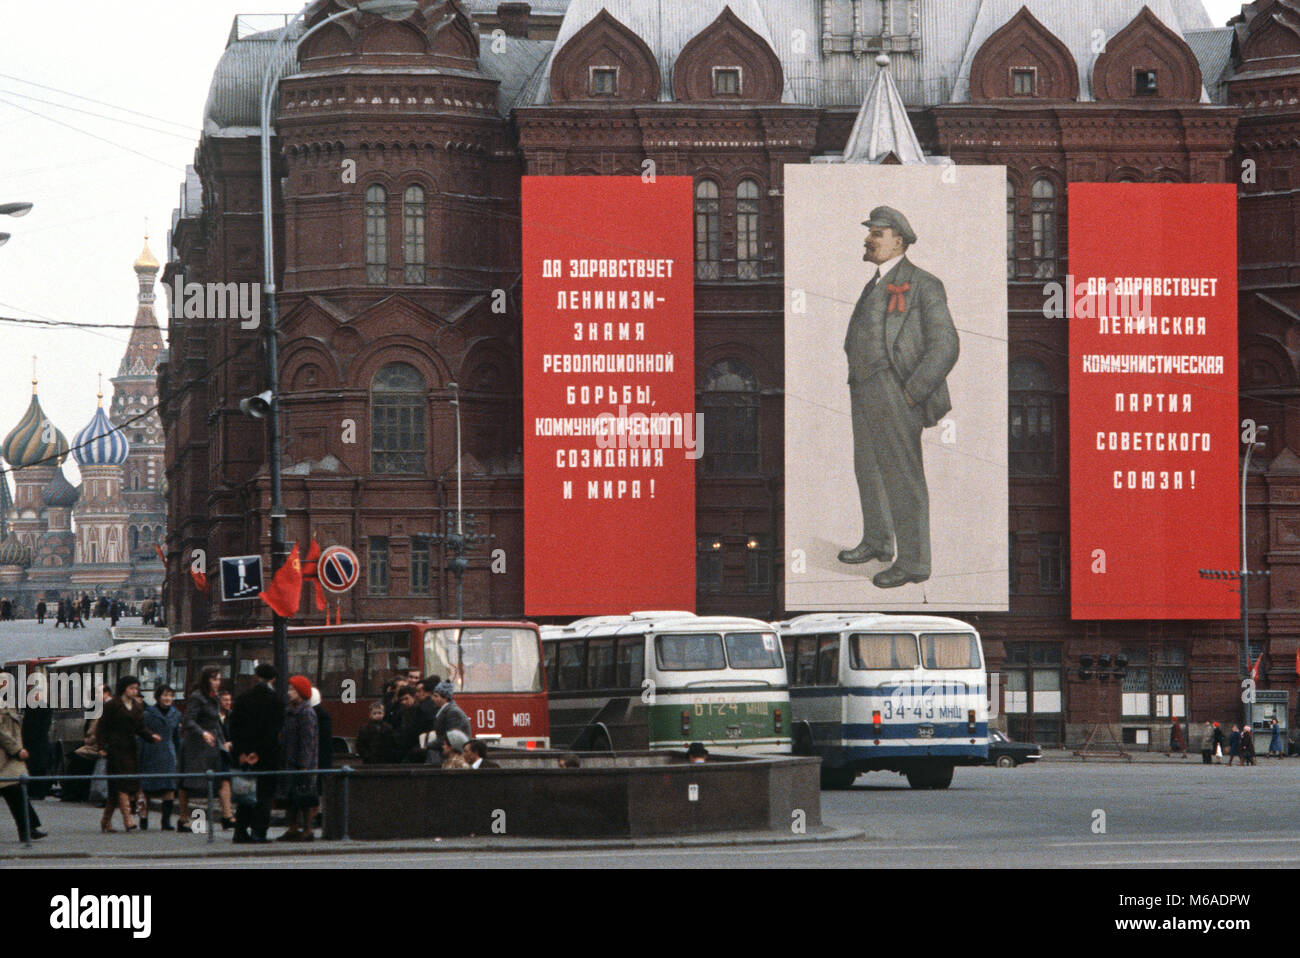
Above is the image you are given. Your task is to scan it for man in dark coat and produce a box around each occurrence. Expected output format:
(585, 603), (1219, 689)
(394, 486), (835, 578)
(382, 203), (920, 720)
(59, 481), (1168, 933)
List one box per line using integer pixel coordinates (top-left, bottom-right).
(402, 677), (442, 763)
(838, 206), (959, 589)
(430, 681), (472, 764)
(357, 702), (399, 764)
(229, 664), (284, 843)
(20, 695), (53, 800)
(35, 600), (45, 624)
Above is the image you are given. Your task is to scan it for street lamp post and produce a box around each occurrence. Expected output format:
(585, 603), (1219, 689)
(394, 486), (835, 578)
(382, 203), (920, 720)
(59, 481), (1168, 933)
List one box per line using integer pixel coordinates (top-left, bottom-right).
(257, 0), (419, 685)
(447, 382), (467, 619)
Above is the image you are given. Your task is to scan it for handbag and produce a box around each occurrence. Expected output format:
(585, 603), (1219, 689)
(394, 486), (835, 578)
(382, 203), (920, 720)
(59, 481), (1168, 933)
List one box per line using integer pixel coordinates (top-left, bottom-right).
(231, 774), (258, 807)
(88, 757), (108, 804)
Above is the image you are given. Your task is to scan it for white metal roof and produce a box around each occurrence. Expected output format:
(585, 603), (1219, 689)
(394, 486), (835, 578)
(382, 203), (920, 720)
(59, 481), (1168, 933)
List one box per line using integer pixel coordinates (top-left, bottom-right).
(542, 611), (775, 638)
(775, 612), (979, 635)
(51, 641), (170, 670)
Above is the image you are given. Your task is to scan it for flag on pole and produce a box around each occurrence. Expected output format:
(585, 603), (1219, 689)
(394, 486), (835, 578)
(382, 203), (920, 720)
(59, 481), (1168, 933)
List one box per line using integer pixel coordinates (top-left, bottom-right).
(301, 539), (326, 612)
(259, 543), (302, 618)
(190, 568), (209, 594)
(153, 544), (166, 564)
(1250, 653), (1263, 682)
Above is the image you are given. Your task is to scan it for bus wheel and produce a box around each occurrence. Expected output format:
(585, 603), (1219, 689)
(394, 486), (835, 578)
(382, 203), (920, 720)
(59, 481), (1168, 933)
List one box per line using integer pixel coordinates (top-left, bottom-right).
(928, 765), (954, 789)
(820, 767), (856, 790)
(792, 724), (815, 757)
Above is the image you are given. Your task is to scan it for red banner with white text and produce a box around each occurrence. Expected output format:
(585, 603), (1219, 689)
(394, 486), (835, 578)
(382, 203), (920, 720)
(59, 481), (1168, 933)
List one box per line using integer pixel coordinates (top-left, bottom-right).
(1069, 183), (1238, 619)
(522, 176), (696, 615)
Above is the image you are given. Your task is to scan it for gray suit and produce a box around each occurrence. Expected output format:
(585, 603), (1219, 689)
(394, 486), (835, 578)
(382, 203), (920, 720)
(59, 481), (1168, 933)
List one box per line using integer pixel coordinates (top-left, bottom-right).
(844, 256), (959, 577)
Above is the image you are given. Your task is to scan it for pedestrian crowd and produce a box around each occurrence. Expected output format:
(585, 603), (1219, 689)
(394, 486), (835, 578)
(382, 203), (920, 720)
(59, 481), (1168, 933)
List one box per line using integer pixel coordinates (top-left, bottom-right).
(0, 593), (161, 627)
(1, 666), (501, 844)
(1199, 718), (1287, 764)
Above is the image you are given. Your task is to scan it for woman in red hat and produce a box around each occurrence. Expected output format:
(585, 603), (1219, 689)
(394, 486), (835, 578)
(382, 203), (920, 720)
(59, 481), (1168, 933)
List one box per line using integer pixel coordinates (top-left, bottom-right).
(277, 675), (319, 842)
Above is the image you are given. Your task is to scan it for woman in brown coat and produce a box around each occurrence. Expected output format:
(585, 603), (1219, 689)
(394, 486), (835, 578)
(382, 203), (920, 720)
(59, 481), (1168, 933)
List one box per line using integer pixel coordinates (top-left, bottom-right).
(0, 674), (45, 841)
(98, 676), (160, 832)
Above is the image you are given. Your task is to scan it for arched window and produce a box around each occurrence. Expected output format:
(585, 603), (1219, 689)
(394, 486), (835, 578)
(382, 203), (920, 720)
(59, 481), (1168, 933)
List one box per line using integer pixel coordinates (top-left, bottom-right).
(695, 180), (721, 280)
(403, 185), (426, 285)
(1030, 178), (1057, 279)
(1010, 358), (1057, 477)
(365, 185), (388, 285)
(702, 359), (759, 475)
(371, 362), (427, 474)
(736, 179), (761, 280)
(1007, 179), (1018, 280)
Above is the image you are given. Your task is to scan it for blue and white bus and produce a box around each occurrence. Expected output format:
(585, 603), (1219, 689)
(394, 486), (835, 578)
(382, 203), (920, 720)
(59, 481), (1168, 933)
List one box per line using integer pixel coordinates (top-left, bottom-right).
(776, 613), (988, 789)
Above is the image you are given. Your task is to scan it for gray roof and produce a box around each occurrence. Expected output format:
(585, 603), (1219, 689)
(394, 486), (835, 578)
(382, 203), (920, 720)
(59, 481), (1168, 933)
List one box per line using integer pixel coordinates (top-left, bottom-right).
(203, 24), (303, 135)
(478, 36), (555, 112)
(1186, 27), (1235, 103)
(951, 0), (1210, 103)
(841, 57), (926, 163)
(461, 0), (572, 13)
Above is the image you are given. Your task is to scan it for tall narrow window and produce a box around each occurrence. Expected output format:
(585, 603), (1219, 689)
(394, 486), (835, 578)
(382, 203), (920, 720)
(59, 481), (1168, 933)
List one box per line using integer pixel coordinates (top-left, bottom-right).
(1030, 178), (1057, 279)
(736, 179), (761, 281)
(368, 536), (389, 596)
(745, 534), (772, 594)
(697, 536), (723, 594)
(702, 359), (760, 475)
(1007, 179), (1017, 279)
(365, 185), (388, 285)
(371, 362), (426, 474)
(695, 180), (721, 280)
(410, 536), (431, 595)
(1038, 533), (1064, 593)
(403, 185), (426, 285)
(1009, 358), (1057, 477)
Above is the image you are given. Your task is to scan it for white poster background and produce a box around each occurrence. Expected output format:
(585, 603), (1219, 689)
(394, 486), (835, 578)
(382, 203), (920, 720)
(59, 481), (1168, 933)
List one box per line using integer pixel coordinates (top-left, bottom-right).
(784, 164), (1008, 611)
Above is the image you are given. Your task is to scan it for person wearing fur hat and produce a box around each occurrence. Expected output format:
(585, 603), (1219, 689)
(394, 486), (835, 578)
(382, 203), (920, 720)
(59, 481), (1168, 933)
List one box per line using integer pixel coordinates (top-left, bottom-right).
(278, 675), (319, 842)
(430, 680), (472, 765)
(440, 728), (470, 769)
(98, 676), (162, 832)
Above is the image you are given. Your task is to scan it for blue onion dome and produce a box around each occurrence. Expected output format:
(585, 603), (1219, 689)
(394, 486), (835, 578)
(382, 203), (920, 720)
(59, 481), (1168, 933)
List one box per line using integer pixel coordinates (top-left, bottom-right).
(0, 533), (31, 568)
(2, 391), (69, 469)
(72, 403), (130, 467)
(41, 467), (80, 508)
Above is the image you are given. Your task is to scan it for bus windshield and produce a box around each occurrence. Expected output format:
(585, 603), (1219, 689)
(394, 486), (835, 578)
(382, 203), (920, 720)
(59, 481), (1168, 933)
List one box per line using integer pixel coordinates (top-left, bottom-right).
(920, 633), (981, 669)
(724, 632), (784, 670)
(424, 627), (542, 692)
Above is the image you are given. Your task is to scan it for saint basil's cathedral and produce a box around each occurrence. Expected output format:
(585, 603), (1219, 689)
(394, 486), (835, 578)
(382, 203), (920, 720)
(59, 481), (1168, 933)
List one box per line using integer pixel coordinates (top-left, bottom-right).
(0, 240), (167, 612)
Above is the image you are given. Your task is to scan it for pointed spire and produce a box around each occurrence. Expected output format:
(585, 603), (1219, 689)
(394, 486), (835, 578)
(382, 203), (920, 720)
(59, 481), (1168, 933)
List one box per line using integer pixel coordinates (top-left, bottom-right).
(31, 355), (37, 395)
(840, 54), (926, 165)
(97, 372), (103, 406)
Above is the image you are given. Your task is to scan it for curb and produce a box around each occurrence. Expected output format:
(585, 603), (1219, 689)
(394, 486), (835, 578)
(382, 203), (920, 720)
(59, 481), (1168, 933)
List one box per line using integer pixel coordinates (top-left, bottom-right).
(0, 826), (869, 860)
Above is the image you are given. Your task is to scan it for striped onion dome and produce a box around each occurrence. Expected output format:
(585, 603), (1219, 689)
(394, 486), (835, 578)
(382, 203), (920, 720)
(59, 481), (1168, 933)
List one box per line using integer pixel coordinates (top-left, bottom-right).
(41, 467), (80, 508)
(1, 392), (69, 469)
(72, 404), (129, 467)
(0, 533), (31, 568)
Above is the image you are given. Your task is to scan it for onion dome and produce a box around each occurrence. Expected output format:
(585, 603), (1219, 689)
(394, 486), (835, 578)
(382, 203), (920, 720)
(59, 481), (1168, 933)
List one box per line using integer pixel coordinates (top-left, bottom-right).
(133, 237), (159, 274)
(72, 396), (129, 467)
(0, 533), (31, 568)
(2, 383), (69, 469)
(41, 467), (80, 508)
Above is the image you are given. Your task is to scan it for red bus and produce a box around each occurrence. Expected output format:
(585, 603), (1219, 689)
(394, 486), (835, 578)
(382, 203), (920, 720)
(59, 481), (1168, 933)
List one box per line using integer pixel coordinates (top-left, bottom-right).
(168, 621), (549, 749)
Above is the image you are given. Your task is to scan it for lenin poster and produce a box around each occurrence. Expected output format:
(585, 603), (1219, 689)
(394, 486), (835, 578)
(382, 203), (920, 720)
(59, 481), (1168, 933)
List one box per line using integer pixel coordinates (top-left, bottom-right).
(1068, 183), (1238, 620)
(521, 177), (696, 615)
(784, 164), (1009, 612)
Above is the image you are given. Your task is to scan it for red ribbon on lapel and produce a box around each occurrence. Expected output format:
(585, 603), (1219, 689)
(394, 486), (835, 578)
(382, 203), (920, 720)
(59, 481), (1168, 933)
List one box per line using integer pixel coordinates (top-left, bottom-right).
(887, 283), (911, 313)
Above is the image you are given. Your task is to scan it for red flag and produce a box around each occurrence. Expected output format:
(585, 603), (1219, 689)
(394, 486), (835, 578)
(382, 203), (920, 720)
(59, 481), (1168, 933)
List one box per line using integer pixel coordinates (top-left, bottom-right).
(153, 543), (166, 563)
(301, 539), (326, 612)
(1295, 648), (1299, 677)
(1250, 653), (1263, 682)
(190, 568), (209, 595)
(259, 543), (302, 618)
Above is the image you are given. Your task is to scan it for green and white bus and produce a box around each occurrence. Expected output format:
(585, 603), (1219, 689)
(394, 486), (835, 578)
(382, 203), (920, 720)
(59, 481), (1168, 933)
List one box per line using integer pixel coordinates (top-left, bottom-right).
(542, 611), (792, 753)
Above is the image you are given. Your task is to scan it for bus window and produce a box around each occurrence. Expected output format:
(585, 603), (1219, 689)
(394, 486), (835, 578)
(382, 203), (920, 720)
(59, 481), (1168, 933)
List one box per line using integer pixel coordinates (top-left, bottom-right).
(288, 635), (320, 681)
(655, 633), (725, 671)
(234, 642), (273, 694)
(796, 637), (817, 686)
(921, 633), (981, 669)
(544, 642), (558, 691)
(191, 642), (233, 689)
(170, 654), (188, 700)
(587, 639), (615, 689)
(458, 628), (542, 693)
(364, 631), (411, 696)
(616, 638), (644, 688)
(724, 632), (783, 670)
(782, 636), (797, 686)
(850, 633), (920, 670)
(816, 636), (839, 685)
(321, 634), (366, 698)
(557, 641), (584, 691)
(137, 659), (165, 696)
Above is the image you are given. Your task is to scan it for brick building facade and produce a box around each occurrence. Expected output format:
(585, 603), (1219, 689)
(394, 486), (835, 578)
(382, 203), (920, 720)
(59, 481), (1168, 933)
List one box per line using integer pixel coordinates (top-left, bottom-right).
(162, 0), (1300, 746)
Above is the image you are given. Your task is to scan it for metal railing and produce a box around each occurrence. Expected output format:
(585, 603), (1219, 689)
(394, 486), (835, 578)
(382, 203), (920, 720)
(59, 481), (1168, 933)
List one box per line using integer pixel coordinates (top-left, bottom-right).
(0, 766), (355, 849)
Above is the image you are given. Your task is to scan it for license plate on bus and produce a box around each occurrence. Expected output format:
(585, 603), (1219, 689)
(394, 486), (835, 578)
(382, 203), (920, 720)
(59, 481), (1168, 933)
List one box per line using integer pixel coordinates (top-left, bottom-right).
(725, 726), (742, 739)
(917, 726), (935, 738)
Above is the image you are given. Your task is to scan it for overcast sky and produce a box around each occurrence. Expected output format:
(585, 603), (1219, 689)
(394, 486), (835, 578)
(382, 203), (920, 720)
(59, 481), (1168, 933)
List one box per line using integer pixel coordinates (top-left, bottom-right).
(0, 0), (1251, 488)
